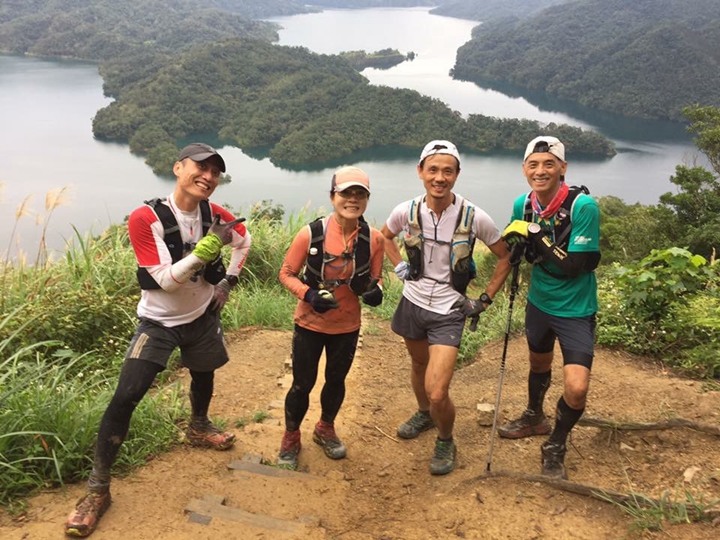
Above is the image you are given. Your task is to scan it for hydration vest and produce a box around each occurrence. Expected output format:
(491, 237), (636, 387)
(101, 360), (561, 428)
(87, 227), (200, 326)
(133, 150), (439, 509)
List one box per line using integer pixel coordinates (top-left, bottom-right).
(522, 185), (590, 277)
(301, 216), (372, 295)
(403, 195), (476, 295)
(136, 198), (226, 290)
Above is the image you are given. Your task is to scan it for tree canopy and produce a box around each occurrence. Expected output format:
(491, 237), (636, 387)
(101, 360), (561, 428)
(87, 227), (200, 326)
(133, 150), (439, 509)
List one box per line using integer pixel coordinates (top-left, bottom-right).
(92, 38), (614, 173)
(453, 0), (720, 121)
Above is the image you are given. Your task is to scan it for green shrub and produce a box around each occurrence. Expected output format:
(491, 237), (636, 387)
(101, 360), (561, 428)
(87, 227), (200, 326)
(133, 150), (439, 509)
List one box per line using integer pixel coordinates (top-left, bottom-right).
(597, 249), (719, 376)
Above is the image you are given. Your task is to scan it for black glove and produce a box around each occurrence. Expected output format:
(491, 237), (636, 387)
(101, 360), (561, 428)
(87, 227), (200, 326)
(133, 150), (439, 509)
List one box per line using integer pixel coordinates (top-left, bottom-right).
(304, 289), (339, 313)
(361, 278), (383, 307)
(451, 296), (486, 318)
(208, 214), (246, 245)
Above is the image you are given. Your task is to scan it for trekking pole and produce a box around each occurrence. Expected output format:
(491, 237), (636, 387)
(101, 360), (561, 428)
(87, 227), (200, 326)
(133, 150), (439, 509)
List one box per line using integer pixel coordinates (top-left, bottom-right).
(485, 242), (525, 473)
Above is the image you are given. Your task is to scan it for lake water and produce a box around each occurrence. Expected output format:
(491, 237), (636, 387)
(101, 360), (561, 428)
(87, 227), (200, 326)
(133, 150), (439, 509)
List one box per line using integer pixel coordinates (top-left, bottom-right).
(1, 7), (701, 259)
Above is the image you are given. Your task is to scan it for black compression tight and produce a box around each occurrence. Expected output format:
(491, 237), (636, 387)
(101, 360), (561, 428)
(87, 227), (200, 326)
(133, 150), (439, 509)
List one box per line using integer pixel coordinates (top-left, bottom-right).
(87, 359), (214, 493)
(284, 325), (359, 431)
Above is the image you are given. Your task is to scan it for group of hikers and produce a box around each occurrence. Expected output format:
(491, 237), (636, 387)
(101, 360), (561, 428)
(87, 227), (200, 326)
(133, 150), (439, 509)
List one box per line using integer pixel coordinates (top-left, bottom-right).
(65, 136), (600, 537)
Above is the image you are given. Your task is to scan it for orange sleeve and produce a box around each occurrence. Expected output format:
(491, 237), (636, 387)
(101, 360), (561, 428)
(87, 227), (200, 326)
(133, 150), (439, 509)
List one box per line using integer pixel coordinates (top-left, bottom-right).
(279, 226), (311, 301)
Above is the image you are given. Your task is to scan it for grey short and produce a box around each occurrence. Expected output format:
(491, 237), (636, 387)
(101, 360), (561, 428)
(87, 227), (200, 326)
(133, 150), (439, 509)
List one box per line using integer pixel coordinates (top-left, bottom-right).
(391, 296), (465, 348)
(125, 308), (229, 372)
(525, 301), (596, 369)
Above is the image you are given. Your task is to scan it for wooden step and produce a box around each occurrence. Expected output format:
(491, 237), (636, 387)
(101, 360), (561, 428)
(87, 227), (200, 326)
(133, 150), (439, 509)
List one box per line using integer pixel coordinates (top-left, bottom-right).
(184, 494), (315, 533)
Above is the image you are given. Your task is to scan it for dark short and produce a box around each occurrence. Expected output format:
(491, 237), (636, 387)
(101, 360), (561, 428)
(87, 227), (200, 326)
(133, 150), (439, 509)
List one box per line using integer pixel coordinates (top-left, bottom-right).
(391, 296), (465, 348)
(125, 308), (229, 372)
(525, 301), (596, 369)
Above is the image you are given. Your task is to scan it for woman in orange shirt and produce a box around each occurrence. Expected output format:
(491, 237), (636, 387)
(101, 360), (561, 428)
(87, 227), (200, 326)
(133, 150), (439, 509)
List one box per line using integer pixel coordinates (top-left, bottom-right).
(277, 166), (384, 470)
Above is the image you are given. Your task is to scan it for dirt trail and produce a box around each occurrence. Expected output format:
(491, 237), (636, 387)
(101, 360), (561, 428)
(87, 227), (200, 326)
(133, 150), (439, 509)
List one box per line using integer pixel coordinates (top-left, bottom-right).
(2, 317), (719, 539)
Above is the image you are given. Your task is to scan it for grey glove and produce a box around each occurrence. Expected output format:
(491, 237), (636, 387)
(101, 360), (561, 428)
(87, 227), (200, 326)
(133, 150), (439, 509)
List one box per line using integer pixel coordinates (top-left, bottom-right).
(451, 296), (486, 318)
(209, 214), (245, 245)
(210, 278), (232, 312)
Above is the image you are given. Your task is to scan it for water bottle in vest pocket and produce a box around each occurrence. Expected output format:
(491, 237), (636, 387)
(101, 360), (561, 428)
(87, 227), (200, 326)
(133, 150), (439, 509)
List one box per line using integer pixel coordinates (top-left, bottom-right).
(404, 233), (423, 280)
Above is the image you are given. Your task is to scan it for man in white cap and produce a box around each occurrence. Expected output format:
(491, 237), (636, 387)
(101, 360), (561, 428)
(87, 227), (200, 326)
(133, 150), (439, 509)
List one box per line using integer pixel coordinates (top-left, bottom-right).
(500, 135), (600, 479)
(382, 140), (511, 475)
(65, 143), (251, 537)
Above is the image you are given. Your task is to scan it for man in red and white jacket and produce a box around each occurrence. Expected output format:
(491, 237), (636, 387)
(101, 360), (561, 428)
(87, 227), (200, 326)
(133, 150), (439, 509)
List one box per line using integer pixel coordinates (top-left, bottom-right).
(66, 143), (251, 538)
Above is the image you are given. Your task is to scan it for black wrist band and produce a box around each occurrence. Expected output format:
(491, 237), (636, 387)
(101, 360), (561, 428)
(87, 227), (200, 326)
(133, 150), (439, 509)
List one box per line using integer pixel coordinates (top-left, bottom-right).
(225, 275), (239, 288)
(480, 292), (493, 305)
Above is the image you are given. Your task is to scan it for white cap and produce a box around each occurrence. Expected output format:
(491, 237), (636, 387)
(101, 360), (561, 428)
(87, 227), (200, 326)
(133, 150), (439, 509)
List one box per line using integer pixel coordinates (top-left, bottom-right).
(419, 140), (461, 167)
(524, 136), (565, 162)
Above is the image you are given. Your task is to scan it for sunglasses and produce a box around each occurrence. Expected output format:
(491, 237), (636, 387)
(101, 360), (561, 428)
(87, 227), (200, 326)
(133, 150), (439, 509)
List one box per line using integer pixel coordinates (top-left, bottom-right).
(336, 189), (369, 200)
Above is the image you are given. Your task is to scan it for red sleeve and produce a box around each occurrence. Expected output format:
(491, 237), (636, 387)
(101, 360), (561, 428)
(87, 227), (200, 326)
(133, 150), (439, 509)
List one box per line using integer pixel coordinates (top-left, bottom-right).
(210, 203), (247, 236)
(128, 206), (161, 266)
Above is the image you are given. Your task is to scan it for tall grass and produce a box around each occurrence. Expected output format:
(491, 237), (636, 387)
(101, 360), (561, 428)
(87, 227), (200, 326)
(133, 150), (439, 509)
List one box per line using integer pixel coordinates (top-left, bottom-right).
(0, 202), (324, 506)
(0, 309), (185, 504)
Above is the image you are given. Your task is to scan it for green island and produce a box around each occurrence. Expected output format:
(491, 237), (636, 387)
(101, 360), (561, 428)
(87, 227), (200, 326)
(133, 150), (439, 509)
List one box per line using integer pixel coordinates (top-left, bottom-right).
(0, 0), (614, 173)
(452, 0), (720, 121)
(338, 48), (410, 70)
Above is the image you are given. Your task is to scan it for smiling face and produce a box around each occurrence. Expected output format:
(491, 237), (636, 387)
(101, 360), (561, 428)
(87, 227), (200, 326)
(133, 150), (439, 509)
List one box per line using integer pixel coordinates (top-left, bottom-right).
(522, 152), (567, 205)
(417, 153), (459, 205)
(172, 156), (223, 210)
(331, 187), (369, 223)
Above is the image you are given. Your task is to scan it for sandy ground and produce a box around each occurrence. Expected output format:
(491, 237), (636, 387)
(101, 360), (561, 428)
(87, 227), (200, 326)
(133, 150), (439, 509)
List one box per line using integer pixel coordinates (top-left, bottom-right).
(2, 316), (719, 539)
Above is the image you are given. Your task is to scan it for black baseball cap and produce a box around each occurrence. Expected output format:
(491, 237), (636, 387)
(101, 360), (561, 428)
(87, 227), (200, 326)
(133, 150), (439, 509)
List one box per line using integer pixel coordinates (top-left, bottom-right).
(177, 143), (226, 172)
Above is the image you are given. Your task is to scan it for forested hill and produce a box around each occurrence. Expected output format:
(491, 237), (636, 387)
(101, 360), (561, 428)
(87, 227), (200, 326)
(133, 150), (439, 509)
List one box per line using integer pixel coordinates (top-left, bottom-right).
(431, 0), (569, 22)
(0, 0), (615, 171)
(0, 0), (312, 59)
(453, 0), (720, 121)
(93, 38), (614, 172)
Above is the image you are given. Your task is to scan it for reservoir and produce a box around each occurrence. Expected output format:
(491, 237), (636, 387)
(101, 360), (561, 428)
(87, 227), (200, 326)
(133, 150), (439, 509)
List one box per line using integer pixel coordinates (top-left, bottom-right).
(1, 7), (698, 258)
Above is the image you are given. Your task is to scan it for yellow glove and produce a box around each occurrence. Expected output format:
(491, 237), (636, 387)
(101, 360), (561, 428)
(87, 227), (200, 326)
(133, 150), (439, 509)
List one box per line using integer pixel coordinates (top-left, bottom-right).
(502, 220), (532, 245)
(192, 233), (223, 262)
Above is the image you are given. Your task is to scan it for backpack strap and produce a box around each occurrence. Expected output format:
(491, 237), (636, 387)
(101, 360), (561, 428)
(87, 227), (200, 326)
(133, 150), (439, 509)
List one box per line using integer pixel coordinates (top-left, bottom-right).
(407, 195), (424, 232)
(199, 199), (212, 235)
(553, 185), (589, 248)
(146, 198), (183, 263)
(302, 217), (326, 288)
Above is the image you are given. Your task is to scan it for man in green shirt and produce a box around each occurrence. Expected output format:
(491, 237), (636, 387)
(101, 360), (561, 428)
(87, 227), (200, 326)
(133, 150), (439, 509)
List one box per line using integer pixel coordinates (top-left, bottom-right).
(500, 136), (600, 479)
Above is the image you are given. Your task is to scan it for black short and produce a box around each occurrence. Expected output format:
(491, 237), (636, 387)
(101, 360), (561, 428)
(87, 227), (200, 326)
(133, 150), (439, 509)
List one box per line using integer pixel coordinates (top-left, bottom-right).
(525, 301), (595, 369)
(125, 309), (229, 372)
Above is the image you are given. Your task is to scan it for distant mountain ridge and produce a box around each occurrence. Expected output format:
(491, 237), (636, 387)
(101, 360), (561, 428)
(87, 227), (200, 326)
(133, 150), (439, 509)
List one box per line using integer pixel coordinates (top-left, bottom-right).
(452, 0), (720, 121)
(431, 0), (569, 22)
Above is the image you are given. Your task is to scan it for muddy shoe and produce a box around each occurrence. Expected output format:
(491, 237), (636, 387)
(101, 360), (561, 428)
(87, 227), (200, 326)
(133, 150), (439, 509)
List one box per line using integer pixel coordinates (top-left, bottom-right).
(277, 429), (302, 470)
(396, 410), (434, 439)
(430, 438), (457, 475)
(185, 418), (236, 450)
(541, 441), (568, 480)
(498, 409), (551, 439)
(65, 491), (111, 537)
(312, 420), (347, 459)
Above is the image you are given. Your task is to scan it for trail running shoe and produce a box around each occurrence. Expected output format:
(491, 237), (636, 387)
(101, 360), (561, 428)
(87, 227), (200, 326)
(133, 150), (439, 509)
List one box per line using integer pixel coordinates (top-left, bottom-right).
(497, 409), (551, 439)
(312, 420), (347, 459)
(277, 430), (302, 470)
(396, 410), (434, 439)
(65, 491), (111, 537)
(430, 438), (457, 475)
(541, 441), (568, 480)
(185, 419), (236, 450)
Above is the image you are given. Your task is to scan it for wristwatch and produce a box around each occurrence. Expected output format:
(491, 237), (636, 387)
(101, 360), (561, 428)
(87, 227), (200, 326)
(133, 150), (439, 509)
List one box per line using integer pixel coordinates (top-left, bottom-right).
(479, 292), (493, 305)
(527, 222), (542, 235)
